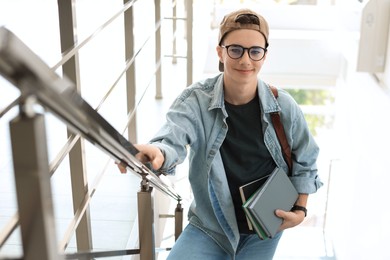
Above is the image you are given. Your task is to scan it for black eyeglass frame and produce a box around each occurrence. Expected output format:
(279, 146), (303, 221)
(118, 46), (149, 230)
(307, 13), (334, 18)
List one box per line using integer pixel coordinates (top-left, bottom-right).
(220, 44), (267, 61)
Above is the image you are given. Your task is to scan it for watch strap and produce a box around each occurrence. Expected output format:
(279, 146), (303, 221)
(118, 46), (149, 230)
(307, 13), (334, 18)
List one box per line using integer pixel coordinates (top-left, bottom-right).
(291, 205), (307, 217)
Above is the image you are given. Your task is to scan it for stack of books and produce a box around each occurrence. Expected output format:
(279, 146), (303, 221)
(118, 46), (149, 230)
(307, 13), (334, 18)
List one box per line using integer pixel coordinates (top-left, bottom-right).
(240, 167), (298, 240)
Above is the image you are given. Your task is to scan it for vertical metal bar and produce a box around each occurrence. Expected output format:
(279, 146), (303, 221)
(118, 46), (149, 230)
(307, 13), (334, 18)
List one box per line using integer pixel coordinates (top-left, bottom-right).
(174, 202), (183, 240)
(9, 109), (63, 260)
(57, 0), (93, 252)
(172, 0), (177, 64)
(57, 0), (80, 87)
(155, 0), (163, 99)
(138, 179), (155, 260)
(123, 0), (137, 143)
(185, 0), (193, 86)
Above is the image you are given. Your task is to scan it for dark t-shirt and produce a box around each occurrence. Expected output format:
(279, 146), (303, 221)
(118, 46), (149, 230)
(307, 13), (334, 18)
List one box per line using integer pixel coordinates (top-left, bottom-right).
(220, 94), (276, 234)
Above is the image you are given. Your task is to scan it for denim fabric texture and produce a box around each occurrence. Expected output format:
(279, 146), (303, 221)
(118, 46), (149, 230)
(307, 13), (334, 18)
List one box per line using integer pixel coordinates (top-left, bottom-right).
(150, 73), (323, 255)
(167, 224), (283, 260)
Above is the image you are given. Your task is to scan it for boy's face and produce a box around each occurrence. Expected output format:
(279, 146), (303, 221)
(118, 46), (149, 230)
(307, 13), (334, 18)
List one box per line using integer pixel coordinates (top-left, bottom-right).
(217, 29), (267, 85)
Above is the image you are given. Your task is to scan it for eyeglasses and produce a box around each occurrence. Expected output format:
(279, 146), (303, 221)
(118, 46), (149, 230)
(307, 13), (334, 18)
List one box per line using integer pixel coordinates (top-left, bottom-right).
(221, 44), (267, 61)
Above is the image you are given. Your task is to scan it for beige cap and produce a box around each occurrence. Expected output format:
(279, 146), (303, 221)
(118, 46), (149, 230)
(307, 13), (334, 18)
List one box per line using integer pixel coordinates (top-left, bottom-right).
(218, 9), (269, 72)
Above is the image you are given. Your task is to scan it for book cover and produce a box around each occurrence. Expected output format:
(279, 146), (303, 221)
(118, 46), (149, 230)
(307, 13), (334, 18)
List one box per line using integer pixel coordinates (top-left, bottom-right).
(242, 167), (298, 239)
(239, 174), (269, 230)
(242, 204), (269, 239)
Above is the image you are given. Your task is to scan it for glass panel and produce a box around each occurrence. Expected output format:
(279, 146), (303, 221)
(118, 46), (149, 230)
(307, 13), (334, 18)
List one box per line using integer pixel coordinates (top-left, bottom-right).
(285, 88), (335, 136)
(285, 89), (335, 106)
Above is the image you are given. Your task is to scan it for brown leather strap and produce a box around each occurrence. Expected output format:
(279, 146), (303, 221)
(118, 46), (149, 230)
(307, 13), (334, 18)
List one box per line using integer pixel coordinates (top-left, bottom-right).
(269, 85), (292, 176)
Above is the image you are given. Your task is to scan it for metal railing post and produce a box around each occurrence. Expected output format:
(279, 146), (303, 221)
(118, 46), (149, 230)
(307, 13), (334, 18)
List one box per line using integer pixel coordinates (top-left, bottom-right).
(9, 102), (63, 260)
(155, 0), (163, 99)
(174, 202), (183, 240)
(172, 0), (178, 64)
(57, 0), (93, 252)
(138, 175), (156, 260)
(1, 0), (186, 253)
(124, 0), (138, 143)
(185, 0), (193, 86)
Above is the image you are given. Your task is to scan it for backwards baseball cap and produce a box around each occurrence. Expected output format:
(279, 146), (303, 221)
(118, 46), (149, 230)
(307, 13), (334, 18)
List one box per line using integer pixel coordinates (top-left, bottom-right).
(218, 9), (269, 72)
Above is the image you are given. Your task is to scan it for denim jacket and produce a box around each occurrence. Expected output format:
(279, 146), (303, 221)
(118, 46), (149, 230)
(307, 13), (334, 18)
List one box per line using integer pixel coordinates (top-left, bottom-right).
(150, 74), (323, 255)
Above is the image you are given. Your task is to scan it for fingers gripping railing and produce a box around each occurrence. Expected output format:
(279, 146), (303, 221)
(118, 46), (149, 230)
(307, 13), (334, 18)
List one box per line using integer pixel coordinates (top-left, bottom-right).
(0, 27), (182, 259)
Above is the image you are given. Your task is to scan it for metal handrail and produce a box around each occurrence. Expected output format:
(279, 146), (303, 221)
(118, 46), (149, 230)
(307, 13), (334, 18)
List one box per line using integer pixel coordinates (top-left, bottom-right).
(51, 0), (137, 72)
(0, 26), (182, 202)
(0, 0), (194, 257)
(0, 96), (19, 118)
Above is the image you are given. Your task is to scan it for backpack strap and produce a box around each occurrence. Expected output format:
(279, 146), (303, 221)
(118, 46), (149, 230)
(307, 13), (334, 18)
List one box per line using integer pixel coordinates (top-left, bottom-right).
(269, 85), (293, 176)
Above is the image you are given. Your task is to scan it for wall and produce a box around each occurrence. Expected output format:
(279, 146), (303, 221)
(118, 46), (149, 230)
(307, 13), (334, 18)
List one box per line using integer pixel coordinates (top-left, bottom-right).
(326, 66), (390, 260)
(378, 25), (390, 91)
(325, 2), (390, 259)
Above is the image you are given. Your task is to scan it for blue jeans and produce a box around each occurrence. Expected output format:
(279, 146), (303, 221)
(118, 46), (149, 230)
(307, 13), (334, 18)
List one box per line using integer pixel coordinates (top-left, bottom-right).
(167, 224), (283, 260)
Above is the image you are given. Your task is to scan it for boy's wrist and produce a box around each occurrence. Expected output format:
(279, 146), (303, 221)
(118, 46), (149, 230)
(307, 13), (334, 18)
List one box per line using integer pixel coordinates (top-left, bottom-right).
(291, 205), (307, 217)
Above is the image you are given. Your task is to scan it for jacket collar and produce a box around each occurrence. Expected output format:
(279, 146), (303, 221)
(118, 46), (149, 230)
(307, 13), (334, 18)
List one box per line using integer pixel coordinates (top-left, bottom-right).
(209, 74), (281, 114)
(257, 80), (281, 114)
(209, 74), (225, 110)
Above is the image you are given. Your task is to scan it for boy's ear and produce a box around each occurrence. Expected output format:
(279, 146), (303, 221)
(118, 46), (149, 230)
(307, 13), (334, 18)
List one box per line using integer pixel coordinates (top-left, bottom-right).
(216, 45), (223, 61)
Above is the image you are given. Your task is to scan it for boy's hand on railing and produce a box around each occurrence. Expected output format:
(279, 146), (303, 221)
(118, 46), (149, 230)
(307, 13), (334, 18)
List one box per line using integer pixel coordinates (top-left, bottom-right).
(116, 144), (165, 174)
(134, 144), (165, 170)
(117, 161), (128, 173)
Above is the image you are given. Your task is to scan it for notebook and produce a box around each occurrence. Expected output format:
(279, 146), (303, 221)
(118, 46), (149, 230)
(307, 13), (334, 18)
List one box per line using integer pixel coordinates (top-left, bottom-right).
(242, 167), (298, 239)
(239, 174), (269, 230)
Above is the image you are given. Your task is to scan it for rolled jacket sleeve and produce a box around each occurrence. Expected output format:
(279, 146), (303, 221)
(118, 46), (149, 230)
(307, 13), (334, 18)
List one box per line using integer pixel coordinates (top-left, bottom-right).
(282, 91), (323, 194)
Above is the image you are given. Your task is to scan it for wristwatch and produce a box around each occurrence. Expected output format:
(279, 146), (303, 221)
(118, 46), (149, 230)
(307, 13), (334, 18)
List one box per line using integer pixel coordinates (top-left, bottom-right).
(291, 205), (307, 217)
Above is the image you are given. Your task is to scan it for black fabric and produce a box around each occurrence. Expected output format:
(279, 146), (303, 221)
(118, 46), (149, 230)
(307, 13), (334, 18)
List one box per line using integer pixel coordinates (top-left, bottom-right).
(221, 94), (276, 234)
